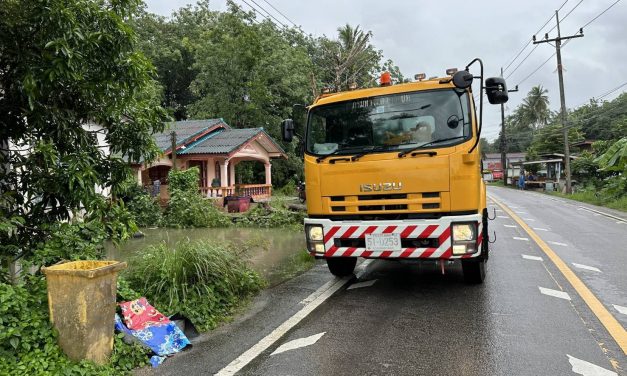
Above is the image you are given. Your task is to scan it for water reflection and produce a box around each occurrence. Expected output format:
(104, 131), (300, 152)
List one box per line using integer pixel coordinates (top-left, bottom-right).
(105, 227), (306, 286)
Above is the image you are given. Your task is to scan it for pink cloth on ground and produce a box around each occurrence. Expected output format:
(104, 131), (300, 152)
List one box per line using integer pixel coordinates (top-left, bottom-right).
(119, 297), (170, 330)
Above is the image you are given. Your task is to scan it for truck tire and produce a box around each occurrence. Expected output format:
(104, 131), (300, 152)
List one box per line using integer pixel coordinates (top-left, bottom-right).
(462, 259), (486, 284)
(326, 257), (357, 277)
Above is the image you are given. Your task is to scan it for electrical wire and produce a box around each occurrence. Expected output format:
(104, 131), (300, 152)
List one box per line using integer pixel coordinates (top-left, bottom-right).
(545, 0), (584, 35)
(596, 81), (627, 101)
(505, 44), (540, 80)
(261, 0), (298, 27)
(581, 0), (622, 29)
(248, 0), (287, 27)
(501, 0), (569, 75)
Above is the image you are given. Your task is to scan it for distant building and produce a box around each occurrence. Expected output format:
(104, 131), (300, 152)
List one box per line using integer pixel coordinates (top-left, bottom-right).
(129, 119), (287, 202)
(483, 152), (526, 182)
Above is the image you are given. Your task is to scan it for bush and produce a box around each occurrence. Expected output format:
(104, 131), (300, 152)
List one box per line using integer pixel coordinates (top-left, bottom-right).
(168, 167), (200, 193)
(163, 190), (231, 228)
(31, 221), (108, 267)
(126, 193), (162, 227)
(0, 277), (150, 375)
(124, 240), (264, 331)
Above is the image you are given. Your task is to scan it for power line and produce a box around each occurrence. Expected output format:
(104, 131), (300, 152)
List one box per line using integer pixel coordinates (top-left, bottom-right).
(261, 0), (298, 27)
(501, 0), (569, 75)
(581, 0), (622, 29)
(596, 81), (627, 101)
(544, 0), (584, 35)
(248, 0), (287, 27)
(505, 44), (540, 80)
(514, 51), (557, 87)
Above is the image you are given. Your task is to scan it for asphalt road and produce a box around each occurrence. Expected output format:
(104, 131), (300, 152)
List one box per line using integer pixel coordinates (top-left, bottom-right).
(149, 186), (626, 376)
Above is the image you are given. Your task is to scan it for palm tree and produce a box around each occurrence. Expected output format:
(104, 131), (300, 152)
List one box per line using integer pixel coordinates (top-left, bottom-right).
(324, 24), (376, 90)
(521, 85), (550, 130)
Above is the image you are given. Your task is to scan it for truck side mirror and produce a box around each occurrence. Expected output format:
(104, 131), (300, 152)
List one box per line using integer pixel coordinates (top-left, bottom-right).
(485, 77), (509, 104)
(281, 119), (294, 142)
(452, 70), (473, 89)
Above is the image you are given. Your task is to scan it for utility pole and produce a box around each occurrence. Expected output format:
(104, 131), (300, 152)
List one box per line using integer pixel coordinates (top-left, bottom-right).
(170, 131), (178, 171)
(500, 67), (518, 186)
(533, 10), (583, 194)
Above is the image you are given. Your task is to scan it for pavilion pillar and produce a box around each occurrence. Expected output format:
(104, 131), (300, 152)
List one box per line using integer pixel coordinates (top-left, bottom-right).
(264, 163), (272, 185)
(220, 160), (229, 188)
(229, 162), (236, 187)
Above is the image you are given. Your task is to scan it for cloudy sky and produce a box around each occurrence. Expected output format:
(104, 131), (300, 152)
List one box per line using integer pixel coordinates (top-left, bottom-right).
(145, 0), (627, 141)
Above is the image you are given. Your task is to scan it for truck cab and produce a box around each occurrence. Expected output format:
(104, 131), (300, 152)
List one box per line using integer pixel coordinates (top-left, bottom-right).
(282, 61), (508, 283)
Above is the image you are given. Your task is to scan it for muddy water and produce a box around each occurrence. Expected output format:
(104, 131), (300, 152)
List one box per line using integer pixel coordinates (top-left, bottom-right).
(105, 227), (306, 286)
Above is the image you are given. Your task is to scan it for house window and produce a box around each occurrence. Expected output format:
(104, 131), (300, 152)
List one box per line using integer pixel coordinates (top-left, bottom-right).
(148, 165), (171, 184)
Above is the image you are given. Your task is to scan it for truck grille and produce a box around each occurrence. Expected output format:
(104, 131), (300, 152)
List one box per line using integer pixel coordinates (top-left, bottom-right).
(327, 192), (443, 214)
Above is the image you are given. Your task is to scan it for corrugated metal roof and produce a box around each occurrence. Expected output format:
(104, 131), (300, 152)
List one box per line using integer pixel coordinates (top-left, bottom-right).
(180, 128), (263, 155)
(154, 119), (226, 152)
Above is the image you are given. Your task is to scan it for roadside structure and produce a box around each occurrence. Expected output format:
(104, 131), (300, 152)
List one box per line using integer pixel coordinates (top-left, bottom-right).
(483, 152), (526, 183)
(511, 153), (578, 191)
(130, 119), (287, 202)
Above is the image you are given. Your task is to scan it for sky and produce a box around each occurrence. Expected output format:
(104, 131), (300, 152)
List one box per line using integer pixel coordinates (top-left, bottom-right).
(144, 0), (627, 141)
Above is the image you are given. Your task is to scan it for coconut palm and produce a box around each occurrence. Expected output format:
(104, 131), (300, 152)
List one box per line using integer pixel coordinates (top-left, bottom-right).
(521, 85), (550, 130)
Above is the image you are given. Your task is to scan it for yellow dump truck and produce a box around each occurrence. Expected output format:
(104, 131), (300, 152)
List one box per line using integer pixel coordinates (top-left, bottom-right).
(282, 59), (508, 283)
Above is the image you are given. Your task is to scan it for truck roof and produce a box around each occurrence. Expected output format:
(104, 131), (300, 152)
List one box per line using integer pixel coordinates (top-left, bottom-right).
(312, 77), (459, 107)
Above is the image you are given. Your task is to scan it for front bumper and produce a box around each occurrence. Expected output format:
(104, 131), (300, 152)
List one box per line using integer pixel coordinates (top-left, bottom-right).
(305, 214), (483, 259)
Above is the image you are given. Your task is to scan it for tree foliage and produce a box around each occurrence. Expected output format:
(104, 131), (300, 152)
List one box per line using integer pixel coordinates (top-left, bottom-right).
(0, 0), (169, 261)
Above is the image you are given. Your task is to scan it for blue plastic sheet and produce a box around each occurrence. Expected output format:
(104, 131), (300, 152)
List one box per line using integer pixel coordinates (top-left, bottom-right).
(114, 313), (191, 358)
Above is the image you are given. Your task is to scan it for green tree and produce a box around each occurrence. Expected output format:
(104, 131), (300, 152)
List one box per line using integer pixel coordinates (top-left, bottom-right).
(0, 0), (169, 261)
(314, 24), (382, 91)
(520, 85), (550, 129)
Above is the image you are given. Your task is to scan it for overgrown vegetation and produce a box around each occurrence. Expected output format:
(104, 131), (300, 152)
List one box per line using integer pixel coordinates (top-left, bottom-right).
(124, 240), (264, 332)
(238, 197), (305, 230)
(0, 277), (151, 376)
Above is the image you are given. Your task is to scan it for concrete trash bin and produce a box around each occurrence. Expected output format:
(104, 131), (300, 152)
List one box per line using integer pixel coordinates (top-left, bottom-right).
(41, 260), (127, 364)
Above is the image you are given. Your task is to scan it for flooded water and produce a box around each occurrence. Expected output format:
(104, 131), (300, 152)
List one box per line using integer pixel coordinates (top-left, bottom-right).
(105, 227), (307, 286)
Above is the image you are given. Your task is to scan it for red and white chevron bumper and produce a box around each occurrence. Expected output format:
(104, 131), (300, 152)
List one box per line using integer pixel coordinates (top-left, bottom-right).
(305, 214), (483, 259)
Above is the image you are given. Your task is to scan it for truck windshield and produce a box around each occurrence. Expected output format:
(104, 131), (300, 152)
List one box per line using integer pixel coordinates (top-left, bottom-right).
(306, 89), (472, 156)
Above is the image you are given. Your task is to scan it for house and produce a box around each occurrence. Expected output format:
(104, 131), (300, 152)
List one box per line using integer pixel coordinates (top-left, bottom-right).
(130, 119), (287, 202)
(482, 152), (527, 183)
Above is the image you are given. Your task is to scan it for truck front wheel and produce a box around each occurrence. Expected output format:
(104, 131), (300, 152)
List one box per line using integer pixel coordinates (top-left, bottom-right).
(326, 257), (357, 277)
(461, 259), (486, 284)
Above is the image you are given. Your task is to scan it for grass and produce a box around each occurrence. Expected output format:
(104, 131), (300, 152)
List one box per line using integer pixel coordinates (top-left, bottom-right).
(124, 240), (264, 332)
(547, 190), (627, 212)
(270, 249), (316, 285)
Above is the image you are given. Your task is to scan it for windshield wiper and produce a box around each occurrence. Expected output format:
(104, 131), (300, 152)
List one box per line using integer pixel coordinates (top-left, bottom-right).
(397, 136), (467, 158)
(350, 145), (399, 161)
(316, 147), (363, 163)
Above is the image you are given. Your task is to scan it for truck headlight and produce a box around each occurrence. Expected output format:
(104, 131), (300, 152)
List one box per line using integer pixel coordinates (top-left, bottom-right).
(452, 223), (476, 242)
(307, 225), (324, 241)
(451, 223), (478, 255)
(306, 225), (325, 255)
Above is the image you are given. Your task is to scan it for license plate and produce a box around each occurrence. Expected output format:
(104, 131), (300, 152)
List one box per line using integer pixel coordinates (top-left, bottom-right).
(365, 233), (402, 252)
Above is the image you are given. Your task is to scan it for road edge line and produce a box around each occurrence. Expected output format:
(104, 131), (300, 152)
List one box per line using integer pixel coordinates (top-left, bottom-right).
(215, 260), (372, 375)
(489, 194), (627, 355)
(577, 206), (627, 223)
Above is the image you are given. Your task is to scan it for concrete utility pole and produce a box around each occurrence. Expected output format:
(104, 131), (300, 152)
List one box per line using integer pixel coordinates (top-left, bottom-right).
(533, 10), (583, 194)
(500, 67), (519, 186)
(171, 131), (178, 171)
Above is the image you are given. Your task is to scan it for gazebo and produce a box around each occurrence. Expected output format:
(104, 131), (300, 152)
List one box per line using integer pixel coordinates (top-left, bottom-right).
(131, 119), (287, 202)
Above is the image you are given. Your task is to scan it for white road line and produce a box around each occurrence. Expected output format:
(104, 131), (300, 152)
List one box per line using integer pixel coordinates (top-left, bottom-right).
(504, 224), (517, 228)
(594, 213), (601, 217)
(509, 206), (519, 208)
(617, 221), (625, 224)
(522, 254), (543, 261)
(572, 263), (602, 273)
(539, 287), (571, 300)
(613, 304), (627, 316)
(533, 227), (550, 231)
(515, 211), (528, 214)
(548, 241), (568, 247)
(523, 218), (536, 221)
(567, 354), (618, 376)
(495, 209), (503, 212)
(270, 332), (325, 356)
(497, 215), (509, 219)
(216, 260), (373, 375)
(513, 237), (529, 241)
(347, 279), (377, 290)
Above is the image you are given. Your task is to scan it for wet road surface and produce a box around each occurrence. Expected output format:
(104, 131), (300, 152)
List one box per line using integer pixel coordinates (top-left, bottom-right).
(150, 186), (626, 376)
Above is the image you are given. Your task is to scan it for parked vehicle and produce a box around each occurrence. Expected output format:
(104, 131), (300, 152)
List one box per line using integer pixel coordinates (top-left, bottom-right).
(281, 60), (509, 283)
